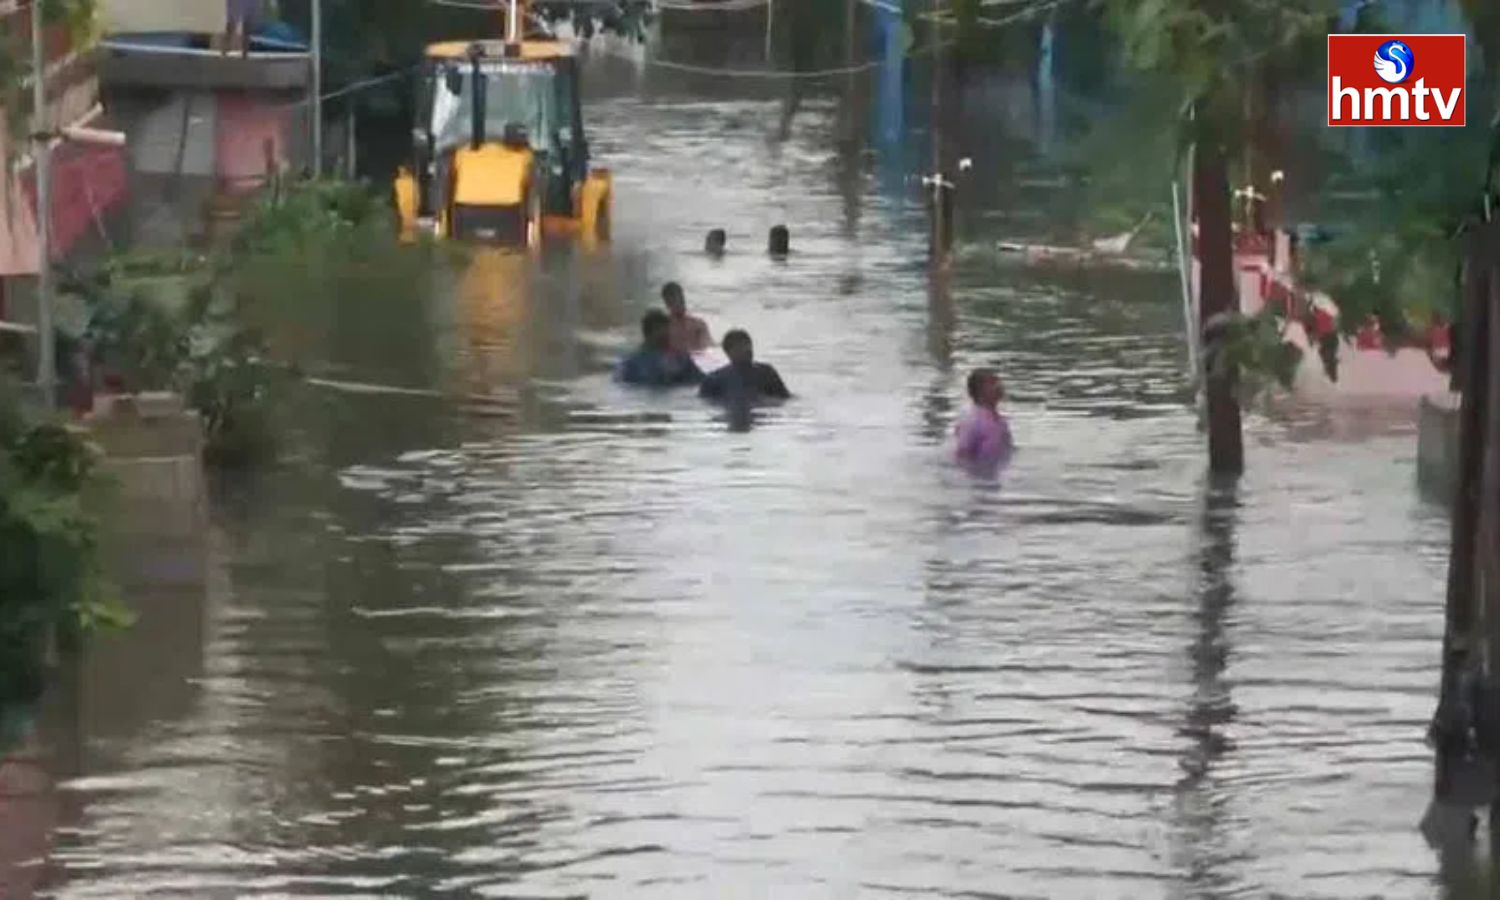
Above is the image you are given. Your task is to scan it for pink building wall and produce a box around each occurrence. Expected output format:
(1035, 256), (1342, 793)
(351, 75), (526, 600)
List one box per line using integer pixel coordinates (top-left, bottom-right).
(214, 91), (296, 194)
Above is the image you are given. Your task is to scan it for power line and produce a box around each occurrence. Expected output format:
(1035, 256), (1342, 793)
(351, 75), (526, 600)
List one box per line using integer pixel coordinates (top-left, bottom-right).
(276, 66), (416, 110)
(879, 0), (1073, 26)
(969, 0), (1070, 27)
(426, 0), (507, 9)
(641, 56), (879, 79)
(655, 0), (768, 10)
(608, 35), (956, 79)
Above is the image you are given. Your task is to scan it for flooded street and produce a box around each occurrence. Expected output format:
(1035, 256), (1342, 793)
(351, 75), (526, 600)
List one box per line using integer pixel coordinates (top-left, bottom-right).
(25, 54), (1454, 898)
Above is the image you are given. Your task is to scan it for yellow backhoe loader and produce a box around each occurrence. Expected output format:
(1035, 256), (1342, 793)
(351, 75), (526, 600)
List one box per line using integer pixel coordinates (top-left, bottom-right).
(394, 0), (612, 247)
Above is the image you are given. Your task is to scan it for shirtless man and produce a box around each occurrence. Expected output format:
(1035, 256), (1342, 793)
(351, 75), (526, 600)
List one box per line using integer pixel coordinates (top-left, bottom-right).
(662, 282), (712, 354)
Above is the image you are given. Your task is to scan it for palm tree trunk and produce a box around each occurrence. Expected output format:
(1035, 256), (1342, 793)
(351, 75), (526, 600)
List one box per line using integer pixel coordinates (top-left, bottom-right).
(1193, 132), (1245, 474)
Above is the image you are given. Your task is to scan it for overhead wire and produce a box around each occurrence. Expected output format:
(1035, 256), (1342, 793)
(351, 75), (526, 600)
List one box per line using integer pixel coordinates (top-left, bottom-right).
(411, 0), (1070, 85)
(276, 66), (416, 110)
(655, 0), (768, 10)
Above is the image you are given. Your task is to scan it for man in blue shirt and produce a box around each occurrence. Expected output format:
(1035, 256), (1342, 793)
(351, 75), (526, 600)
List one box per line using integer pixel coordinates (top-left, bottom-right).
(617, 310), (704, 387)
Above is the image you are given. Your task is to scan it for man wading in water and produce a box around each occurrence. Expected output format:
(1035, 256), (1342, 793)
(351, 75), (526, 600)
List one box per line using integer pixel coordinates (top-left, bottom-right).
(954, 367), (1014, 472)
(699, 329), (791, 403)
(616, 310), (703, 387)
(662, 282), (712, 355)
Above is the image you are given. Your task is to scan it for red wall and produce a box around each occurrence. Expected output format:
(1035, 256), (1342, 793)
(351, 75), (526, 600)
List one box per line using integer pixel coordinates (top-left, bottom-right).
(22, 142), (128, 260)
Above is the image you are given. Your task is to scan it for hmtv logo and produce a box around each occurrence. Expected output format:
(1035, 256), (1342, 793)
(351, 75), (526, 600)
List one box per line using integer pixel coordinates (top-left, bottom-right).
(1327, 34), (1467, 127)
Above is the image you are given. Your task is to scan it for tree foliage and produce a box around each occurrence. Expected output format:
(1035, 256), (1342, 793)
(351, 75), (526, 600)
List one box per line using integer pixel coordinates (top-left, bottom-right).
(1298, 124), (1491, 337)
(1201, 308), (1303, 401)
(0, 0), (99, 167)
(1459, 0), (1500, 75)
(1096, 0), (1336, 137)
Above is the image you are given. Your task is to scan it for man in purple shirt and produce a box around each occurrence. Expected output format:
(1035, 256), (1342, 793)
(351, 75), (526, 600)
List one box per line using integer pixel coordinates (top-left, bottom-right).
(954, 368), (1014, 471)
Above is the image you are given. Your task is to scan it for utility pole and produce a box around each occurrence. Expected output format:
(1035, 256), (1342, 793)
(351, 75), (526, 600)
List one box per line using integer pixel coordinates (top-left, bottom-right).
(311, 0), (323, 177)
(843, 0), (856, 141)
(1038, 9), (1056, 154)
(1194, 123), (1245, 475)
(30, 0), (53, 406)
(928, 0), (951, 266)
(764, 0), (773, 62)
(845, 0), (855, 87)
(345, 102), (356, 179)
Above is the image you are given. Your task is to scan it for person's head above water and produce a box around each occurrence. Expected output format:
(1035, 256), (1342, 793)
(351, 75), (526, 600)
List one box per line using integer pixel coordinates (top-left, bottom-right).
(661, 282), (686, 317)
(641, 309), (672, 350)
(768, 225), (790, 257)
(705, 229), (727, 256)
(967, 367), (1005, 409)
(722, 328), (754, 366)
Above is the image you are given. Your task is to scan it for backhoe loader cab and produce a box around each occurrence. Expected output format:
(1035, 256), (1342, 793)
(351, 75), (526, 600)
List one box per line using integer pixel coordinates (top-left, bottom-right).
(395, 39), (612, 246)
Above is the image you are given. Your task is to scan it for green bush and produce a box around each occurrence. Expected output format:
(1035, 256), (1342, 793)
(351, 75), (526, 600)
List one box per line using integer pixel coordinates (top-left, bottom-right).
(233, 178), (395, 259)
(61, 179), (415, 469)
(0, 377), (129, 706)
(81, 286), (191, 392)
(223, 177), (442, 375)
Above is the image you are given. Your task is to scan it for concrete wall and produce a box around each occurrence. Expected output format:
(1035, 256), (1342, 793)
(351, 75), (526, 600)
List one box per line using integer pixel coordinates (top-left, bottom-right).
(102, 85), (310, 247)
(100, 0), (224, 35)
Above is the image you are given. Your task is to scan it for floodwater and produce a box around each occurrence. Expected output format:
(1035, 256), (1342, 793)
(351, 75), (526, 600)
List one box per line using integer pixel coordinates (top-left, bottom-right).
(10, 46), (1459, 899)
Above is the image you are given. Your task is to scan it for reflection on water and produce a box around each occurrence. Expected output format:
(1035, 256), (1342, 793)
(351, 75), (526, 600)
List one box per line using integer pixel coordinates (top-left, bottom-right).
(16, 54), (1455, 898)
(1171, 476), (1240, 897)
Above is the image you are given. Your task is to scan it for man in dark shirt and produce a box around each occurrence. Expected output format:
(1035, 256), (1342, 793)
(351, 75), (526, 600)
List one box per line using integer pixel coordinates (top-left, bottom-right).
(617, 310), (703, 387)
(699, 329), (791, 403)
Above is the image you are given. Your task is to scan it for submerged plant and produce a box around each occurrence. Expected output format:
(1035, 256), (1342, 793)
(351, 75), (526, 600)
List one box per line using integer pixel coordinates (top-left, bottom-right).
(185, 328), (286, 468)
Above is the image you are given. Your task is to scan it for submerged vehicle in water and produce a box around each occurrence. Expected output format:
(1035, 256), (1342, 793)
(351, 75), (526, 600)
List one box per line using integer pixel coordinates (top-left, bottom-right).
(394, 0), (611, 247)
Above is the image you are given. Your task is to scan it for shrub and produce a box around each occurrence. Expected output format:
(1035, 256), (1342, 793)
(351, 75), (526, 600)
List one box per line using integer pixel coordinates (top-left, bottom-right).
(0, 377), (129, 706)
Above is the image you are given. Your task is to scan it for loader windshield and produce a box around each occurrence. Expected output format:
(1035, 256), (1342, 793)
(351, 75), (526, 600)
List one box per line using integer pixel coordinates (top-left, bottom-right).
(428, 60), (570, 155)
